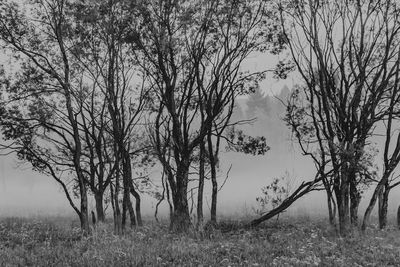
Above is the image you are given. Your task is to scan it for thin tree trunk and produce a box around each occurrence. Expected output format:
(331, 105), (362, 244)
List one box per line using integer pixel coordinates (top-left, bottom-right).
(130, 185), (142, 226)
(323, 177), (336, 226)
(327, 193), (336, 226)
(379, 185), (390, 229)
(362, 183), (384, 231)
(397, 205), (400, 229)
(79, 186), (90, 233)
(207, 132), (218, 224)
(249, 180), (319, 227)
(197, 141), (205, 227)
(127, 195), (137, 228)
(113, 172), (123, 235)
(122, 190), (128, 230)
(165, 173), (174, 225)
(123, 150), (142, 227)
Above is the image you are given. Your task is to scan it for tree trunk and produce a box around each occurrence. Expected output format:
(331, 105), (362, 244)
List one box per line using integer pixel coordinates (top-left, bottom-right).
(79, 185), (90, 233)
(350, 175), (361, 226)
(127, 195), (137, 228)
(111, 175), (122, 235)
(122, 155), (132, 231)
(171, 163), (191, 232)
(130, 186), (142, 226)
(249, 180), (318, 227)
(337, 176), (350, 236)
(123, 150), (142, 227)
(362, 183), (384, 231)
(197, 141), (205, 227)
(207, 132), (218, 224)
(379, 185), (390, 229)
(94, 191), (105, 222)
(397, 205), (400, 229)
(122, 190), (128, 230)
(165, 173), (174, 224)
(323, 177), (336, 226)
(327, 193), (336, 226)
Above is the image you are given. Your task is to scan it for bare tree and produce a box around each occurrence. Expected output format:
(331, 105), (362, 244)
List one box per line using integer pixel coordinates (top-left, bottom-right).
(279, 0), (400, 235)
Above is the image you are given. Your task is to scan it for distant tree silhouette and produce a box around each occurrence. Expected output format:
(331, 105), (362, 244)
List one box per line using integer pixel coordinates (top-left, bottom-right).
(246, 87), (271, 119)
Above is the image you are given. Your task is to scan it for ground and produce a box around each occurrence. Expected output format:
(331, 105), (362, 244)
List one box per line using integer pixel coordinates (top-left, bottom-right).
(0, 216), (399, 266)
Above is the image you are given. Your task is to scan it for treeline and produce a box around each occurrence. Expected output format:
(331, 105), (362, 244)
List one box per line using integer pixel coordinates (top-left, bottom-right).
(1, 0), (400, 237)
(0, 0), (277, 233)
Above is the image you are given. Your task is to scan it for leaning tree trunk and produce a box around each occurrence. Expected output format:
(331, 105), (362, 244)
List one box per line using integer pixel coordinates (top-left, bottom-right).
(127, 196), (137, 228)
(362, 182), (385, 231)
(249, 179), (319, 227)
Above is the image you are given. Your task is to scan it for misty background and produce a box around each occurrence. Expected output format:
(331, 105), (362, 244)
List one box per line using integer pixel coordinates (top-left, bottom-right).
(1, 81), (399, 220)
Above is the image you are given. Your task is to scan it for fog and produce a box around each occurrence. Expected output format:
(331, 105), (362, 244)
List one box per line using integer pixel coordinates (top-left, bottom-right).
(1, 85), (400, 222)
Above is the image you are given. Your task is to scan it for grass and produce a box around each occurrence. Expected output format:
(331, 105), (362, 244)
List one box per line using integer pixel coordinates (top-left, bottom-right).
(0, 216), (400, 266)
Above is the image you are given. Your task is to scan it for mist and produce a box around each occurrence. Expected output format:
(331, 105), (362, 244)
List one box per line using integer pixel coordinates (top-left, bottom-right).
(2, 86), (399, 221)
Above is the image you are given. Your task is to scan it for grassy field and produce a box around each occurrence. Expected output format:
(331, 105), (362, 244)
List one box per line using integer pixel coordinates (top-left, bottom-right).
(0, 216), (400, 266)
